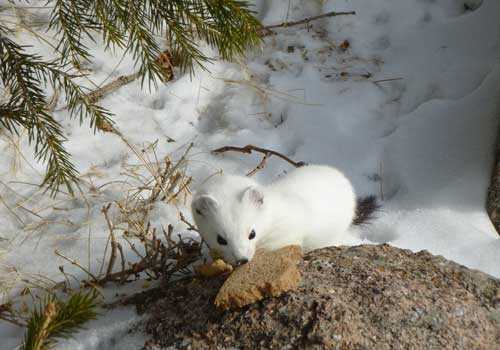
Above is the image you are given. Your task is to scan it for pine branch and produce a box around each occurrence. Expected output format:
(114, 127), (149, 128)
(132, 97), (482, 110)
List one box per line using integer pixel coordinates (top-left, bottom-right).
(49, 0), (98, 67)
(0, 31), (79, 195)
(0, 26), (113, 195)
(112, 0), (165, 87)
(22, 291), (99, 350)
(1, 0), (262, 194)
(48, 0), (263, 84)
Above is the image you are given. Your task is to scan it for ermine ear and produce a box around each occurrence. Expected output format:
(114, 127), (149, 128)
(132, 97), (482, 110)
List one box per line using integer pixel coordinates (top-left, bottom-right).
(242, 186), (264, 206)
(192, 195), (219, 217)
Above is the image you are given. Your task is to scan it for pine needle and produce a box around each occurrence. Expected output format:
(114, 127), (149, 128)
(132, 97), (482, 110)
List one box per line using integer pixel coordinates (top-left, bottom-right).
(21, 290), (99, 350)
(0, 0), (262, 196)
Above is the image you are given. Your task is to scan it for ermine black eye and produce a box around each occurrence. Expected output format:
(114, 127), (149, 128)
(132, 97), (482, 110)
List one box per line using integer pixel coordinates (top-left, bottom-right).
(217, 235), (228, 245)
(249, 229), (256, 240)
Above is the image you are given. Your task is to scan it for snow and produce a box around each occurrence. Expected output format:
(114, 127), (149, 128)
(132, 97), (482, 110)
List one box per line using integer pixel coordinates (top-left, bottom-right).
(1, 0), (500, 348)
(55, 307), (147, 350)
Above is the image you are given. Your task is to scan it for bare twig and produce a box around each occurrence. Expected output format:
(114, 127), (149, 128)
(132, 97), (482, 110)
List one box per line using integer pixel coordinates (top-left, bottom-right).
(212, 145), (306, 174)
(372, 77), (404, 84)
(83, 236), (200, 286)
(102, 204), (118, 277)
(259, 10), (356, 36)
(57, 50), (175, 111)
(97, 203), (112, 276)
(94, 260), (148, 285)
(162, 224), (175, 246)
(56, 72), (140, 113)
(122, 234), (145, 259)
(379, 161), (384, 201)
(179, 211), (198, 232)
(54, 250), (98, 282)
(86, 73), (141, 104)
(247, 152), (271, 177)
(116, 242), (126, 283)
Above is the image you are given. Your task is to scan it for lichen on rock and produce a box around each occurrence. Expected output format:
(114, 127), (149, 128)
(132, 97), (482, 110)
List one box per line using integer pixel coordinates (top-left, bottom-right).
(139, 244), (500, 350)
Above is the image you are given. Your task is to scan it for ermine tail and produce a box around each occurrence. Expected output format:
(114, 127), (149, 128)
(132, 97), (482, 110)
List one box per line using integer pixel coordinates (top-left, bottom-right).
(352, 195), (380, 226)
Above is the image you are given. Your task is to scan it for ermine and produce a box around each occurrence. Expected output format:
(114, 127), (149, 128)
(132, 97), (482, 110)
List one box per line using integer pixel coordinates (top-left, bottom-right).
(191, 165), (378, 265)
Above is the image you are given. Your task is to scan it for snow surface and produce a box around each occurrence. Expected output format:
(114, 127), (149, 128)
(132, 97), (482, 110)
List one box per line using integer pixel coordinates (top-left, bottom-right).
(1, 0), (500, 348)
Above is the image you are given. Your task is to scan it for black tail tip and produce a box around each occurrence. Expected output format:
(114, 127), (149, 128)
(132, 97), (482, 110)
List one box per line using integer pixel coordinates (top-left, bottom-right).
(353, 195), (381, 226)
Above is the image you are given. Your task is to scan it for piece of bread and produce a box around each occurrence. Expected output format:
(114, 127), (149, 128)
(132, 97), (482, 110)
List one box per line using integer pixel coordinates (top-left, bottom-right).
(214, 245), (303, 310)
(194, 259), (233, 278)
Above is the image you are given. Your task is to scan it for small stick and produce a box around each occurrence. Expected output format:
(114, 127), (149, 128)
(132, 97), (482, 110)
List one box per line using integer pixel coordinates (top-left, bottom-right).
(247, 152), (271, 177)
(54, 250), (99, 282)
(212, 144), (306, 169)
(259, 10), (356, 36)
(122, 235), (145, 259)
(162, 224), (175, 245)
(179, 211), (198, 232)
(102, 204), (118, 277)
(86, 240), (200, 285)
(58, 51), (174, 111)
(85, 72), (141, 104)
(378, 161), (384, 201)
(106, 240), (118, 278)
(115, 242), (127, 283)
(372, 77), (403, 84)
(93, 260), (148, 285)
(99, 203), (113, 275)
(56, 72), (141, 112)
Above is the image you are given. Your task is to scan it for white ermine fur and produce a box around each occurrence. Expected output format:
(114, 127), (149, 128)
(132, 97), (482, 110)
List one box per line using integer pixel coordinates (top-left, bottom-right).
(191, 165), (357, 265)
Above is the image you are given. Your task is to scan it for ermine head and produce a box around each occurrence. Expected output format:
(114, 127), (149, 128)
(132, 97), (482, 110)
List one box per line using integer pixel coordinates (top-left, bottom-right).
(191, 183), (266, 266)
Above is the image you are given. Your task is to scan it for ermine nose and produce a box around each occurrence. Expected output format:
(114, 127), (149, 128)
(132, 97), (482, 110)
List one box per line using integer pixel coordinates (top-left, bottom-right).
(236, 258), (249, 266)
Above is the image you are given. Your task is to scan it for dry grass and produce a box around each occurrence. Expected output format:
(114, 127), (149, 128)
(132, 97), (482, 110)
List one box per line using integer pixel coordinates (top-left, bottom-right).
(0, 3), (204, 333)
(56, 137), (202, 287)
(0, 134), (203, 327)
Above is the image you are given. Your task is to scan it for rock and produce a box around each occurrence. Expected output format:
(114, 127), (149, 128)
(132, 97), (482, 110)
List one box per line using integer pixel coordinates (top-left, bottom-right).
(140, 244), (500, 350)
(487, 133), (500, 236)
(215, 245), (303, 310)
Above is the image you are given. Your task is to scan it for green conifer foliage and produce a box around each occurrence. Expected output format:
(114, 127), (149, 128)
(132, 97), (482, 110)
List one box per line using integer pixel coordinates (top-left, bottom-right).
(0, 0), (262, 195)
(22, 290), (99, 350)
